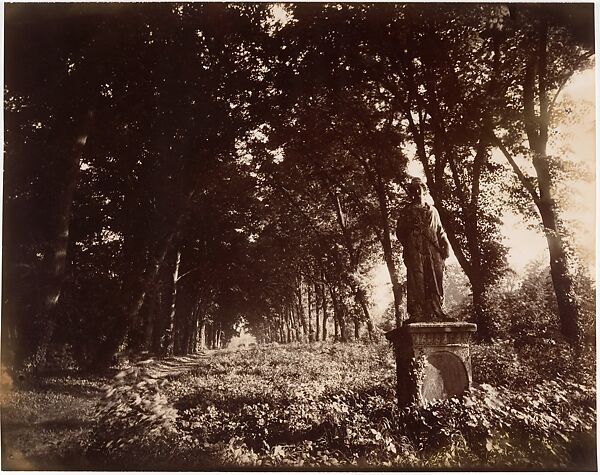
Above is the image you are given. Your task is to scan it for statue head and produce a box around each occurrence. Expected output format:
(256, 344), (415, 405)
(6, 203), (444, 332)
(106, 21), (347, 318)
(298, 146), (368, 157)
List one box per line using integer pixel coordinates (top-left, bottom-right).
(406, 177), (427, 200)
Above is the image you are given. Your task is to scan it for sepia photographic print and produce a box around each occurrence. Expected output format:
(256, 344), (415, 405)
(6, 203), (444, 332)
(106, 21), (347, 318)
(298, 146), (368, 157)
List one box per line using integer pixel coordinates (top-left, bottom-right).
(2, 2), (596, 471)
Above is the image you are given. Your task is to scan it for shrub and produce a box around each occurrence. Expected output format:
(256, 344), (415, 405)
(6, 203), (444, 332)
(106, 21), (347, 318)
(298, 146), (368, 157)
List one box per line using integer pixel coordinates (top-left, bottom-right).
(396, 380), (595, 469)
(85, 341), (596, 470)
(88, 364), (179, 461)
(472, 338), (594, 390)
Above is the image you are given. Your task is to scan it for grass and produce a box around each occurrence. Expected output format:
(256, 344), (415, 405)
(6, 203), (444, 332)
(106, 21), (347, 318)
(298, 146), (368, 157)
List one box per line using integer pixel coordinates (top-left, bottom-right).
(169, 341), (396, 408)
(1, 372), (106, 470)
(1, 340), (596, 470)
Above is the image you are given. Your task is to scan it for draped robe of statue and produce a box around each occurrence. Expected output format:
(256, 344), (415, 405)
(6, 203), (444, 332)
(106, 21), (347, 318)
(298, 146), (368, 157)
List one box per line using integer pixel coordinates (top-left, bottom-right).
(396, 202), (450, 322)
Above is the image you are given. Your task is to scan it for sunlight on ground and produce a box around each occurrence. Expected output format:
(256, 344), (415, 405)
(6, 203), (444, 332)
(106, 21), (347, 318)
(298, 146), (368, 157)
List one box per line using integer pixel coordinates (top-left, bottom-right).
(228, 332), (257, 348)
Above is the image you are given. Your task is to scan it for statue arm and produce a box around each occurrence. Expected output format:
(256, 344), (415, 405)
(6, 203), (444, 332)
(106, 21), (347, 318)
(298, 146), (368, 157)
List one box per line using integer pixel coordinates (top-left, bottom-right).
(439, 228), (450, 260)
(432, 207), (450, 259)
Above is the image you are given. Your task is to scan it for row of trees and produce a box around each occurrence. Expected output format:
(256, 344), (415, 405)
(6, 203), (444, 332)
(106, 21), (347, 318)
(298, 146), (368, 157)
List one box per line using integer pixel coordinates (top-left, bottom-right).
(3, 3), (594, 370)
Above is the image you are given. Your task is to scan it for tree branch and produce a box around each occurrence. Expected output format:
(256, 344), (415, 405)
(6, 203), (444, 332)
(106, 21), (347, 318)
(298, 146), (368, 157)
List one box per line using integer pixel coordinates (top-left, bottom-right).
(487, 130), (541, 204)
(548, 52), (594, 115)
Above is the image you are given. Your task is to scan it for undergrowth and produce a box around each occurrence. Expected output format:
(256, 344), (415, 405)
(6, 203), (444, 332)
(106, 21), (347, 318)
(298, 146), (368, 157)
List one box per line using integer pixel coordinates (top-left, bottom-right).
(87, 340), (596, 470)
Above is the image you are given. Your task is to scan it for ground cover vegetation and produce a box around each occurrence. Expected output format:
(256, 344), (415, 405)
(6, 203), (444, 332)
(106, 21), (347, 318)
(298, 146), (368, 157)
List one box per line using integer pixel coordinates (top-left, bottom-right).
(2, 339), (595, 470)
(2, 2), (596, 470)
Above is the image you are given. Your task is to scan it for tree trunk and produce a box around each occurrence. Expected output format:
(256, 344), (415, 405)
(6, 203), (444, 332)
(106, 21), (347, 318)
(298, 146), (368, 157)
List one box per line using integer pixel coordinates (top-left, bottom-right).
(374, 179), (404, 327)
(196, 318), (206, 352)
(92, 233), (179, 368)
(279, 316), (285, 343)
(291, 304), (301, 342)
(167, 249), (181, 354)
(536, 173), (581, 345)
(206, 323), (214, 350)
(22, 110), (94, 370)
(353, 317), (360, 340)
(314, 283), (320, 342)
(212, 322), (218, 349)
(329, 285), (339, 341)
(338, 313), (348, 342)
(188, 320), (197, 354)
(329, 285), (347, 342)
(522, 19), (580, 347)
(356, 292), (374, 341)
(321, 283), (328, 341)
(307, 284), (314, 342)
(182, 302), (200, 355)
(334, 316), (339, 342)
(217, 321), (222, 349)
(92, 183), (195, 369)
(296, 282), (308, 342)
(366, 318), (374, 341)
(350, 283), (374, 340)
(382, 245), (404, 328)
(471, 279), (493, 341)
(359, 158), (405, 328)
(332, 189), (376, 339)
(141, 286), (157, 351)
(151, 278), (165, 354)
(285, 311), (292, 343)
(404, 70), (498, 338)
(287, 307), (294, 342)
(155, 263), (175, 355)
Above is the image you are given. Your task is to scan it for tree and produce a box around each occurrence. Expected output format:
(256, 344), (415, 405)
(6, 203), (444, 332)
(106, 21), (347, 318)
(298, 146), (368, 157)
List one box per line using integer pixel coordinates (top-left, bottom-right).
(4, 3), (593, 368)
(4, 4), (119, 368)
(265, 4), (410, 326)
(486, 4), (594, 347)
(341, 4), (511, 338)
(5, 3), (276, 368)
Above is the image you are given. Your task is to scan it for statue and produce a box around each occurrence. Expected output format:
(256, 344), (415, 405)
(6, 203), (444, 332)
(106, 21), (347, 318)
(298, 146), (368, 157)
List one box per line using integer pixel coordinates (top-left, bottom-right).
(396, 177), (451, 323)
(387, 179), (477, 407)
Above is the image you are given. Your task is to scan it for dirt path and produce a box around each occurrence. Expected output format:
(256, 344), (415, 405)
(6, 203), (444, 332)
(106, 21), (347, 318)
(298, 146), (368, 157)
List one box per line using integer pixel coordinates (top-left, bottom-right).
(132, 352), (213, 378)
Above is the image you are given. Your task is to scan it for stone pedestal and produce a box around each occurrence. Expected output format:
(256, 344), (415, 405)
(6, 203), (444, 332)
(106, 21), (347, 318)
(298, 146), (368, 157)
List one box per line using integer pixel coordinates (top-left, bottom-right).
(385, 322), (477, 406)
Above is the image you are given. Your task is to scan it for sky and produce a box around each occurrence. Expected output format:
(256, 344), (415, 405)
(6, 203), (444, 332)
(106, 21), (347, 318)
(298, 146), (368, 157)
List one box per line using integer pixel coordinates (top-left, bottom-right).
(501, 67), (596, 272)
(369, 66), (596, 319)
(462, 68), (592, 272)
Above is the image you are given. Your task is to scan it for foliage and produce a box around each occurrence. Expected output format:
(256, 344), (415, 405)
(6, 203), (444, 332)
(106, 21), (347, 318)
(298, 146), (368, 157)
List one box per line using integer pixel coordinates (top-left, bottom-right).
(83, 342), (596, 470)
(451, 255), (595, 348)
(88, 365), (179, 457)
(3, 341), (595, 469)
(398, 380), (594, 469)
(2, 3), (595, 470)
(3, 3), (594, 368)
